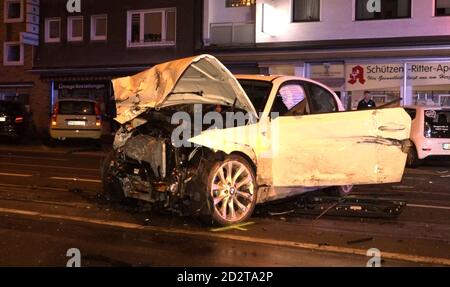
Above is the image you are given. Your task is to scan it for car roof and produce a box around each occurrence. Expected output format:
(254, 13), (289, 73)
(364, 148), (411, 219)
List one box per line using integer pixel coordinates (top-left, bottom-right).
(235, 74), (334, 88)
(0, 100), (24, 106)
(235, 74), (282, 82)
(57, 99), (97, 103)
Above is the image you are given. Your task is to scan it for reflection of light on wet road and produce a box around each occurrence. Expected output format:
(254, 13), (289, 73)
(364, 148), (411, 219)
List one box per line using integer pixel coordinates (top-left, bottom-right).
(0, 172), (33, 177)
(0, 206), (449, 266)
(50, 177), (102, 183)
(407, 204), (450, 211)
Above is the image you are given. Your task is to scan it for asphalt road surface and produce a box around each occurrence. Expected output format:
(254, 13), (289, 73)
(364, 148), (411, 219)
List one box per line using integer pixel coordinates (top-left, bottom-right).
(0, 143), (448, 267)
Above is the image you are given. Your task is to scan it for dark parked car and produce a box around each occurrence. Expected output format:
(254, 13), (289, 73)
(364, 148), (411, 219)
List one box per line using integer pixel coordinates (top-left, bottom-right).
(0, 101), (31, 141)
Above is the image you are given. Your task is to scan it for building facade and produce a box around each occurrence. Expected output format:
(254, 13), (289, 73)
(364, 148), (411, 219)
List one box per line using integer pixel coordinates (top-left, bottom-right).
(11, 0), (202, 136)
(203, 0), (450, 110)
(1, 0), (48, 135)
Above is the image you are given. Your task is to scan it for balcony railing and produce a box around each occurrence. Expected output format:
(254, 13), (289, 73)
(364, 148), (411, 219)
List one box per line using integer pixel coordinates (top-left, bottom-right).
(209, 22), (255, 46)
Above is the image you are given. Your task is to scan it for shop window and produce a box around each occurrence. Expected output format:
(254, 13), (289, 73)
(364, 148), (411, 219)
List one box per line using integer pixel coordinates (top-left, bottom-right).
(127, 8), (176, 47)
(4, 0), (23, 23)
(225, 0), (256, 7)
(68, 16), (84, 42)
(3, 42), (23, 66)
(45, 18), (61, 43)
(436, 0), (450, 16)
(91, 15), (108, 41)
(308, 83), (338, 114)
(355, 0), (411, 21)
(413, 90), (450, 106)
(293, 0), (320, 22)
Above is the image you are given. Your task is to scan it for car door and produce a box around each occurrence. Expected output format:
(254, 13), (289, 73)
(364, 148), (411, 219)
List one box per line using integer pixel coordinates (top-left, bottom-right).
(268, 81), (411, 188)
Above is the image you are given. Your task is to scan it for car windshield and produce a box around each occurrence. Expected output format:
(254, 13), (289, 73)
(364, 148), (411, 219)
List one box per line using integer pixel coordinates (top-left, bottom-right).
(0, 101), (24, 114)
(237, 79), (272, 113)
(58, 101), (95, 115)
(424, 110), (450, 139)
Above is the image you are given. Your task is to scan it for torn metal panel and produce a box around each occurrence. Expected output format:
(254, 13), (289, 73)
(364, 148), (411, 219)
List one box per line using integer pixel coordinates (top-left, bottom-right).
(112, 54), (257, 125)
(189, 108), (411, 188)
(123, 134), (167, 178)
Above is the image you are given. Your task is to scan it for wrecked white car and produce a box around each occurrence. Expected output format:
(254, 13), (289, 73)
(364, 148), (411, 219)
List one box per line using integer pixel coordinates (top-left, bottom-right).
(102, 54), (412, 226)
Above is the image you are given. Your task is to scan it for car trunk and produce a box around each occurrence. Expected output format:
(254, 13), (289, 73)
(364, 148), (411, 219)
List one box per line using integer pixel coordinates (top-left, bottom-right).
(55, 101), (98, 130)
(0, 102), (24, 125)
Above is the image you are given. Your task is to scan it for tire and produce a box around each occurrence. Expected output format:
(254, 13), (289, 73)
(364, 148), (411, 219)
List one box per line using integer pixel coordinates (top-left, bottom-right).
(201, 155), (258, 226)
(101, 151), (126, 203)
(406, 146), (421, 168)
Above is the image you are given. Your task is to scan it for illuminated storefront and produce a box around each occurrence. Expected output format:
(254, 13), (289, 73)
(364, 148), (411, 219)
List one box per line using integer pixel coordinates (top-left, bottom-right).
(303, 60), (450, 110)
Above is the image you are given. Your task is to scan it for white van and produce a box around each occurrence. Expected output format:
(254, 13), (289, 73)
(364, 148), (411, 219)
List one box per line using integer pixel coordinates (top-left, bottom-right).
(404, 106), (450, 167)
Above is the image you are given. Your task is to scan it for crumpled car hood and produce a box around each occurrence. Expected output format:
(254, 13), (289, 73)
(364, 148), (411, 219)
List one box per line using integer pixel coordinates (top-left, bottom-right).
(112, 54), (258, 124)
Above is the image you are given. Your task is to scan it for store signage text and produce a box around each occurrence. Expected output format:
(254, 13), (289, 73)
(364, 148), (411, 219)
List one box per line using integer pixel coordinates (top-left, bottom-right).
(58, 83), (105, 90)
(67, 0), (81, 13)
(366, 0), (381, 13)
(346, 63), (450, 91)
(310, 63), (345, 79)
(408, 63), (450, 84)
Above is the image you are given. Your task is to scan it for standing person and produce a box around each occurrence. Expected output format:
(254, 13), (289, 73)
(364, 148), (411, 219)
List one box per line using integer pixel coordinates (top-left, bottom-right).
(357, 91), (376, 110)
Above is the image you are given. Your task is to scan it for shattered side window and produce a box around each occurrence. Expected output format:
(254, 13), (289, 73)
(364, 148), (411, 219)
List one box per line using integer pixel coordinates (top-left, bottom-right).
(271, 83), (308, 117)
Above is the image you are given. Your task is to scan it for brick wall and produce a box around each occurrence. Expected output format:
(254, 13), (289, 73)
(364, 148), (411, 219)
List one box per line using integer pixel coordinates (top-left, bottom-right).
(0, 0), (50, 136)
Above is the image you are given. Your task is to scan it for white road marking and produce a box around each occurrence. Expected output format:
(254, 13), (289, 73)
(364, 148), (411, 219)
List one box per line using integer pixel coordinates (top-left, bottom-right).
(0, 162), (98, 172)
(0, 172), (33, 177)
(407, 204), (450, 211)
(0, 207), (448, 266)
(50, 177), (102, 183)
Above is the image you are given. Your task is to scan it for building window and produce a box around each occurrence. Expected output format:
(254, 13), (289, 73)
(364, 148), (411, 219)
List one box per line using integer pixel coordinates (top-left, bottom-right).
(293, 0), (320, 22)
(127, 8), (176, 47)
(4, 0), (23, 23)
(436, 0), (450, 16)
(355, 0), (411, 21)
(68, 16), (84, 42)
(91, 15), (108, 41)
(225, 0), (256, 7)
(3, 42), (24, 66)
(45, 18), (61, 43)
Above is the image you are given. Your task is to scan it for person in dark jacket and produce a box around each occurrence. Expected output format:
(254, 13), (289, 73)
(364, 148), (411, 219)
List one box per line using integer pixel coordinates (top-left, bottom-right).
(357, 91), (376, 110)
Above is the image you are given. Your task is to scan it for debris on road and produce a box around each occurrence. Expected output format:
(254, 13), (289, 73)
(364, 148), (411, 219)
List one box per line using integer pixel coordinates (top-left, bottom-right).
(391, 185), (415, 189)
(346, 237), (374, 245)
(268, 210), (295, 216)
